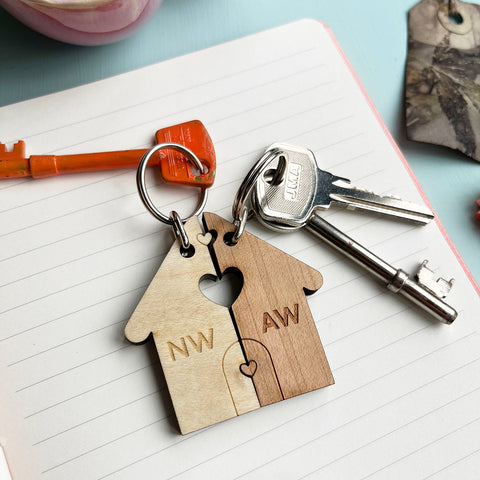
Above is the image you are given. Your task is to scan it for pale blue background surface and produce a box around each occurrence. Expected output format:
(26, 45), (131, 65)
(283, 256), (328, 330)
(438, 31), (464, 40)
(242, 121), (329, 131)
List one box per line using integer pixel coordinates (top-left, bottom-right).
(0, 0), (479, 285)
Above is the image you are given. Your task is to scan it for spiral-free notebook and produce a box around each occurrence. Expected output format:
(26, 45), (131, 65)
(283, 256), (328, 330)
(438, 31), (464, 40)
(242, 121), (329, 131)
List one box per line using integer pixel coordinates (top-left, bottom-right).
(0, 19), (479, 480)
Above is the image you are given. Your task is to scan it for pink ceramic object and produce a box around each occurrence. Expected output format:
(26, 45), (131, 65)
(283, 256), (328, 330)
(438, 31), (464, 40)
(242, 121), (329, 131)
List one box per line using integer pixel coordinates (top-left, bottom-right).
(0, 0), (163, 45)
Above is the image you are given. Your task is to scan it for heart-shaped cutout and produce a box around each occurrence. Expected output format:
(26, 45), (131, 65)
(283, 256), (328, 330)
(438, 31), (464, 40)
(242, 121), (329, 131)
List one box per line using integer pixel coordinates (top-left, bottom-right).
(239, 360), (257, 378)
(199, 268), (243, 307)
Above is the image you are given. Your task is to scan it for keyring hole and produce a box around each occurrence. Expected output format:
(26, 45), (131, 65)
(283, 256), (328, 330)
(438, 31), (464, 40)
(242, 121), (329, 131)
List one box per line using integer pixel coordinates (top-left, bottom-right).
(223, 231), (237, 246)
(263, 168), (280, 185)
(449, 11), (463, 24)
(263, 155), (287, 186)
(180, 244), (196, 258)
(189, 162), (206, 177)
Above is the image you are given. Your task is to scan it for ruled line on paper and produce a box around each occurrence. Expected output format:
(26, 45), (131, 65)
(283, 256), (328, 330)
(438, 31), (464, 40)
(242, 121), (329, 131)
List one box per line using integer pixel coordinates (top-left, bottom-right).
(32, 389), (164, 446)
(4, 46), (318, 144)
(15, 345), (131, 393)
(422, 447), (480, 480)
(316, 290), (386, 322)
(0, 171), (130, 216)
(328, 149), (375, 169)
(0, 181), (148, 242)
(41, 418), (165, 474)
(334, 323), (432, 372)
(140, 333), (477, 480)
(292, 369), (480, 480)
(214, 94), (345, 144)
(0, 177), (32, 191)
(96, 430), (207, 480)
(51, 319), (463, 480)
(41, 72), (335, 157)
(24, 362), (158, 419)
(200, 78), (337, 130)
(7, 319), (127, 367)
(358, 409), (480, 480)
(323, 306), (411, 348)
(0, 209), (146, 261)
(0, 230), (163, 290)
(0, 285), (147, 343)
(0, 253), (163, 317)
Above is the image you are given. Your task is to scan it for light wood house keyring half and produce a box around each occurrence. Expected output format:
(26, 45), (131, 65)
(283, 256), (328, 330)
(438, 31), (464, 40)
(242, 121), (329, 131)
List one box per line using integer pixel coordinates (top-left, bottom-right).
(125, 217), (260, 435)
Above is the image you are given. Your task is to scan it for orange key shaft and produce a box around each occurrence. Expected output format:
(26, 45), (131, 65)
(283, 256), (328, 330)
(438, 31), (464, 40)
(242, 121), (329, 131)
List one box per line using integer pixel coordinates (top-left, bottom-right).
(0, 120), (216, 187)
(0, 141), (152, 179)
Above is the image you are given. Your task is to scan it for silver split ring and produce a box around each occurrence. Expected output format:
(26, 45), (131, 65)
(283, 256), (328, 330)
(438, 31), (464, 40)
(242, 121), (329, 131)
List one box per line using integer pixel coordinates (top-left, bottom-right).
(231, 147), (282, 243)
(170, 210), (190, 249)
(136, 142), (208, 225)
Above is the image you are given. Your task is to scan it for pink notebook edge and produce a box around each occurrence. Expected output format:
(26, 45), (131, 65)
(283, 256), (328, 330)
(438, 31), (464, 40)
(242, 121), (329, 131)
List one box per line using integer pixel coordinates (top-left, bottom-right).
(319, 20), (480, 297)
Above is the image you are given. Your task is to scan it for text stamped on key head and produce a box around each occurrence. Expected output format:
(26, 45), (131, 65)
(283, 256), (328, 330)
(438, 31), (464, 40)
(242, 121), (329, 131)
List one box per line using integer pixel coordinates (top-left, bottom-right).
(256, 143), (318, 225)
(284, 162), (302, 201)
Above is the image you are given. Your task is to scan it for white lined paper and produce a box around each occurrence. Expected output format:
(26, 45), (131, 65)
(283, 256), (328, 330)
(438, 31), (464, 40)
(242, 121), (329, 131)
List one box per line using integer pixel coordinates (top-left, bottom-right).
(0, 19), (479, 480)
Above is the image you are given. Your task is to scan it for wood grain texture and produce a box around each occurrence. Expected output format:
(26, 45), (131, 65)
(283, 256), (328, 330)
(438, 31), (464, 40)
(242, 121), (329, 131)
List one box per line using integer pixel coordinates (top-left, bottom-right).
(203, 212), (334, 405)
(236, 338), (283, 406)
(223, 339), (282, 412)
(125, 217), (259, 434)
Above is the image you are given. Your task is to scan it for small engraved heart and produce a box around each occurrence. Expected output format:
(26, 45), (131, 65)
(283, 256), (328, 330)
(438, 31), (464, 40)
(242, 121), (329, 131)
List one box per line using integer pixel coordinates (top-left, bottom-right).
(196, 232), (212, 246)
(239, 360), (257, 377)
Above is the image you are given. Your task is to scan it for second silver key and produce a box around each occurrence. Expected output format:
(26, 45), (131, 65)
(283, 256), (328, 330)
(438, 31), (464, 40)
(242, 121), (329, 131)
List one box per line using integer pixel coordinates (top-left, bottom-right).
(256, 143), (434, 226)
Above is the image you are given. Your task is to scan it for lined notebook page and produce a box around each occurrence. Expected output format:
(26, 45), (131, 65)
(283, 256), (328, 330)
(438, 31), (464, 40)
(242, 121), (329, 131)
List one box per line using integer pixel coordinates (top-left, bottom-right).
(1, 19), (479, 480)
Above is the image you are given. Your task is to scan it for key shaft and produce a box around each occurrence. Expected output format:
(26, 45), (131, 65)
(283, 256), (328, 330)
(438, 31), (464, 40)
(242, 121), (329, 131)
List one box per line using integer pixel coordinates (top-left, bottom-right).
(321, 177), (434, 224)
(306, 214), (457, 324)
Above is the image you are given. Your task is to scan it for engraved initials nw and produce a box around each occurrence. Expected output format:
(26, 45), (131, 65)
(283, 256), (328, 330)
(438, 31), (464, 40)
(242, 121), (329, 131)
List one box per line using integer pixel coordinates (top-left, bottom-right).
(167, 328), (214, 361)
(262, 304), (299, 333)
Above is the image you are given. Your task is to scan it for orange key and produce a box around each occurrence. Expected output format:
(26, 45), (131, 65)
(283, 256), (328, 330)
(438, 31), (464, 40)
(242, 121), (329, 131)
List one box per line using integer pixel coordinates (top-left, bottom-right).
(156, 120), (216, 187)
(0, 120), (216, 187)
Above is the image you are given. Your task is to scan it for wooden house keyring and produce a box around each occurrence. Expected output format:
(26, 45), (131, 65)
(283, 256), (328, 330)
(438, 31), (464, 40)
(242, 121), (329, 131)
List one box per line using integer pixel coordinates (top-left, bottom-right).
(125, 143), (334, 435)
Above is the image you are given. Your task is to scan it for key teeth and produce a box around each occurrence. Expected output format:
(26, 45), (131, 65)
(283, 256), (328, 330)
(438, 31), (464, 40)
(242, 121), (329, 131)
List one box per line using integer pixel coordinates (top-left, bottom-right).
(415, 260), (455, 299)
(14, 140), (26, 154)
(0, 140), (25, 157)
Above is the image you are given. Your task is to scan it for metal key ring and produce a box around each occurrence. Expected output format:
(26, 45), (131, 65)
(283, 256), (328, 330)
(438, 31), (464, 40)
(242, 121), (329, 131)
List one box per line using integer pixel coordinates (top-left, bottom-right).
(231, 147), (282, 243)
(136, 142), (208, 225)
(170, 210), (190, 249)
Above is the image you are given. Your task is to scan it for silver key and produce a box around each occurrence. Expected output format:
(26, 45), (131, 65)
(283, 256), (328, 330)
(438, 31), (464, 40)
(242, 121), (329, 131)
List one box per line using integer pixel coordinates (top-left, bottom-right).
(252, 144), (457, 324)
(255, 143), (434, 226)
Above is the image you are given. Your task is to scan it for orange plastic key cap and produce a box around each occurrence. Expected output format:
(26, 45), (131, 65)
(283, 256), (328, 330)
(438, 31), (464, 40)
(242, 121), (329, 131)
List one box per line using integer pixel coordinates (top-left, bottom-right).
(156, 120), (216, 187)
